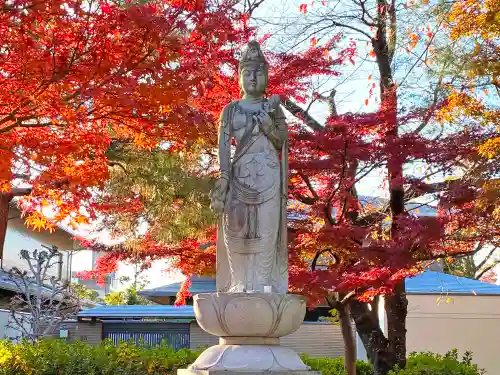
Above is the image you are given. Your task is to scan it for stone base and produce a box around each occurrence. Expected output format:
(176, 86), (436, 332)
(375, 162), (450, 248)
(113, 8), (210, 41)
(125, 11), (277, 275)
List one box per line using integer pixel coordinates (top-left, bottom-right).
(179, 370), (321, 375)
(193, 292), (306, 338)
(185, 293), (313, 374)
(187, 345), (311, 372)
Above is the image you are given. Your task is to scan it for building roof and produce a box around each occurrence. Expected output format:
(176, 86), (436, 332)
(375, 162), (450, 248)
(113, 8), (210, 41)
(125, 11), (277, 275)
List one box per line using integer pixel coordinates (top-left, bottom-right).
(138, 271), (500, 303)
(78, 305), (195, 319)
(0, 270), (60, 296)
(0, 270), (99, 307)
(406, 271), (500, 295)
(138, 275), (216, 300)
(78, 272), (500, 319)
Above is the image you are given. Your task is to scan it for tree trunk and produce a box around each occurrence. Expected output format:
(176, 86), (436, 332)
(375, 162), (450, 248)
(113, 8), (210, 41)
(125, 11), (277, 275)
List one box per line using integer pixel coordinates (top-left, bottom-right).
(386, 282), (408, 369)
(349, 299), (393, 375)
(0, 192), (12, 260)
(373, 0), (408, 369)
(338, 305), (357, 375)
(325, 293), (357, 375)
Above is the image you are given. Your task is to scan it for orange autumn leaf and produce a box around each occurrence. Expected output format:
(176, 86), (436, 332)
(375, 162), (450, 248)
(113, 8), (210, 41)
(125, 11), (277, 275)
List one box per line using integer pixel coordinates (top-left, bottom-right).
(74, 215), (90, 225)
(3, 0), (353, 245)
(409, 33), (420, 49)
(25, 212), (48, 232)
(0, 180), (10, 193)
(46, 222), (57, 233)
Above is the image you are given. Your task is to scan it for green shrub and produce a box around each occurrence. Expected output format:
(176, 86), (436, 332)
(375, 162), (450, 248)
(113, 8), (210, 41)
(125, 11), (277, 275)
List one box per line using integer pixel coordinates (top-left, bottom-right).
(0, 338), (201, 375)
(302, 349), (483, 375)
(389, 349), (485, 375)
(0, 339), (484, 375)
(302, 354), (373, 375)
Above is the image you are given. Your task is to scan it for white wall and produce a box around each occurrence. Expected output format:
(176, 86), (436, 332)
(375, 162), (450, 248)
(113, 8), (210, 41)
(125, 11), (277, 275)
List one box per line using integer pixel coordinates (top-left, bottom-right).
(111, 259), (183, 292)
(3, 208), (75, 281)
(0, 308), (31, 342)
(70, 249), (95, 274)
(407, 294), (500, 374)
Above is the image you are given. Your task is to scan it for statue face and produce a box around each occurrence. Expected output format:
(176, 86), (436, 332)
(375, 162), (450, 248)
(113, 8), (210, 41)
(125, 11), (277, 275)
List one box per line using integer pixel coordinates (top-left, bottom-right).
(240, 65), (267, 97)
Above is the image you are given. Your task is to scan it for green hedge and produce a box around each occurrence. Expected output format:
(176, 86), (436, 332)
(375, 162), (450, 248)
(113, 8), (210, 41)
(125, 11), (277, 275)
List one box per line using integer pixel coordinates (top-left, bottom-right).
(388, 350), (486, 375)
(0, 339), (201, 375)
(301, 355), (373, 375)
(0, 339), (484, 375)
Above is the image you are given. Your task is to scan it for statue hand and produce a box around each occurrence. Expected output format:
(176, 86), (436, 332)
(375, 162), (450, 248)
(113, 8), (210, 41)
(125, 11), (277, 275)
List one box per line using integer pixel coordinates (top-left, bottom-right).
(210, 177), (228, 213)
(211, 198), (225, 213)
(268, 94), (281, 110)
(256, 111), (273, 133)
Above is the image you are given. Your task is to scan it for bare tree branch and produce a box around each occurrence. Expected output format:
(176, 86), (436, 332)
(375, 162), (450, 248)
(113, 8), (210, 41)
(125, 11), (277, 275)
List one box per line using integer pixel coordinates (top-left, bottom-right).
(476, 245), (496, 271)
(7, 246), (79, 341)
(282, 99), (324, 131)
(476, 260), (500, 280)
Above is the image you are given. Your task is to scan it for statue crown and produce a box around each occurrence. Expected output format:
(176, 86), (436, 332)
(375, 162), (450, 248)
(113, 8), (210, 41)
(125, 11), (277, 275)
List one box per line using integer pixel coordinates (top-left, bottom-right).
(239, 41), (268, 71)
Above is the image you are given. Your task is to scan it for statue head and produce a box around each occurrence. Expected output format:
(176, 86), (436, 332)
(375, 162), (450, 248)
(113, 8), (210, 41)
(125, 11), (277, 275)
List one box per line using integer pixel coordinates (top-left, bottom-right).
(238, 41), (268, 97)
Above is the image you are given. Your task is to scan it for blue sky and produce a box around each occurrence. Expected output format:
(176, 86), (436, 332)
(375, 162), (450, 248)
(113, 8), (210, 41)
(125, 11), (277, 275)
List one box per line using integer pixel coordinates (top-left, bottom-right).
(249, 0), (390, 198)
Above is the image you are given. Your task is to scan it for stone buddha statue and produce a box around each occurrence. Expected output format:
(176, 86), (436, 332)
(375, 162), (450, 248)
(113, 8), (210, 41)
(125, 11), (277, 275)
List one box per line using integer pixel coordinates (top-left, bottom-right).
(180, 42), (311, 375)
(211, 41), (288, 294)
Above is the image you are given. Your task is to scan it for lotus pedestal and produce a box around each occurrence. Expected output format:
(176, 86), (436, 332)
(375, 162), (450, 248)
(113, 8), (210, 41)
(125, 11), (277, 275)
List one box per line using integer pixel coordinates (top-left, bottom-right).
(177, 292), (321, 375)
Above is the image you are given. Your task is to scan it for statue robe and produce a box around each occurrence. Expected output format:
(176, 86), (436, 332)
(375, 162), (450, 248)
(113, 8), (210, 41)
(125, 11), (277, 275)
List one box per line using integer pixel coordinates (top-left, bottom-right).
(215, 100), (288, 294)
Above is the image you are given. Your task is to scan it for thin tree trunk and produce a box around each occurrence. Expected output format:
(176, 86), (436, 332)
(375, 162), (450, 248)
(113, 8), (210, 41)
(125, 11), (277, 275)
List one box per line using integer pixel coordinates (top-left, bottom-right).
(326, 293), (357, 375)
(338, 305), (356, 375)
(386, 281), (408, 369)
(350, 299), (393, 375)
(0, 192), (12, 260)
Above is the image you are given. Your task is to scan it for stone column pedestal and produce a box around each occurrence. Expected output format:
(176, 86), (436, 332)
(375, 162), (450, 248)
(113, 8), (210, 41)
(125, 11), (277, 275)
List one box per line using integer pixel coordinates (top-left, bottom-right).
(177, 292), (321, 375)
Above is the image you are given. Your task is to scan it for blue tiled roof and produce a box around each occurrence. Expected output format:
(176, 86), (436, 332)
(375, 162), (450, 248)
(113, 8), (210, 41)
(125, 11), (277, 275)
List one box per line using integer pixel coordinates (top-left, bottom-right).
(290, 196), (436, 221)
(78, 305), (195, 318)
(79, 272), (500, 319)
(138, 275), (216, 298)
(406, 271), (500, 295)
(139, 271), (500, 301)
(358, 196), (437, 216)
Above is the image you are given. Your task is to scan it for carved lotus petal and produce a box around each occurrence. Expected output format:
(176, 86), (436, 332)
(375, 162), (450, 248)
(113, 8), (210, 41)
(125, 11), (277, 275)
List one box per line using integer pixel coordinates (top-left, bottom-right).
(193, 292), (306, 338)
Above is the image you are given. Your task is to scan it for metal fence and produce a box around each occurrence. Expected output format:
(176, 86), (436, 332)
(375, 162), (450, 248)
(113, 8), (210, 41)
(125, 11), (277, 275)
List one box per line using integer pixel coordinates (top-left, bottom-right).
(103, 322), (190, 350)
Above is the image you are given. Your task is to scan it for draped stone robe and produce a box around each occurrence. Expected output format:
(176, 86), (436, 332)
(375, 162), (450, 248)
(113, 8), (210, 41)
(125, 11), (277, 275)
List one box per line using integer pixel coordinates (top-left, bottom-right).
(216, 99), (288, 294)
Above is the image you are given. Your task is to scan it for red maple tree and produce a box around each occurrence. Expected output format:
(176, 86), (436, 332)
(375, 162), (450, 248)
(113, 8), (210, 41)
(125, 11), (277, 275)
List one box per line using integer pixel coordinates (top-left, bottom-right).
(79, 33), (357, 284)
(85, 6), (497, 374)
(3, 1), (498, 374)
(0, 0), (253, 255)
